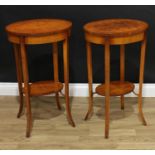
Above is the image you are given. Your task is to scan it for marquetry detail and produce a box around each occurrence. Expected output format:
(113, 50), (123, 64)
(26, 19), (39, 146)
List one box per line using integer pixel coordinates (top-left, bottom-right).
(84, 18), (148, 138)
(6, 18), (75, 137)
(96, 81), (135, 96)
(22, 81), (63, 96)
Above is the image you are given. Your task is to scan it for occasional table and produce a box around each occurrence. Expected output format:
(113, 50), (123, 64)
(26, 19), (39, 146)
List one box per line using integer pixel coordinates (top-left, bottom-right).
(83, 19), (148, 138)
(6, 19), (75, 137)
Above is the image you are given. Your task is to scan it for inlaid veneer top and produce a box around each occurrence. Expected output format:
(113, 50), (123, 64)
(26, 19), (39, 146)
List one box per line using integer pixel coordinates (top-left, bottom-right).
(6, 19), (72, 36)
(84, 19), (148, 37)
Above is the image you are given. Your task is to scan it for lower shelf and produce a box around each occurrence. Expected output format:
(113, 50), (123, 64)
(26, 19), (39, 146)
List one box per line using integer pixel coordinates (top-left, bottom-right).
(23, 80), (63, 96)
(95, 81), (135, 96)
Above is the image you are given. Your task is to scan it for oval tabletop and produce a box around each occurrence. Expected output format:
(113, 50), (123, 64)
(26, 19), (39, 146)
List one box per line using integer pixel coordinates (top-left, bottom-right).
(84, 19), (148, 37)
(6, 19), (72, 37)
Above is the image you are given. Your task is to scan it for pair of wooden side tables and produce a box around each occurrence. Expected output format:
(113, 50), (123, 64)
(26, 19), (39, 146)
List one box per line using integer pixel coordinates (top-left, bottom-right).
(5, 18), (148, 138)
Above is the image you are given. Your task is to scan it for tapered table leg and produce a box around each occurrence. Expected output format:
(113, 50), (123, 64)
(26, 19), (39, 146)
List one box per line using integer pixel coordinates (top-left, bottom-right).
(104, 39), (110, 139)
(85, 42), (93, 120)
(52, 43), (61, 110)
(138, 34), (147, 126)
(20, 38), (32, 137)
(120, 44), (125, 110)
(13, 44), (24, 118)
(63, 38), (75, 127)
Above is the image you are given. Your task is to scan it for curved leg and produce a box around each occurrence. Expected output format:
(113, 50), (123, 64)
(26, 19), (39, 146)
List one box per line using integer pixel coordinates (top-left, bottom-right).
(120, 45), (125, 110)
(20, 38), (32, 137)
(52, 43), (61, 110)
(84, 42), (93, 120)
(138, 34), (147, 126)
(104, 39), (110, 139)
(13, 44), (24, 118)
(63, 38), (75, 127)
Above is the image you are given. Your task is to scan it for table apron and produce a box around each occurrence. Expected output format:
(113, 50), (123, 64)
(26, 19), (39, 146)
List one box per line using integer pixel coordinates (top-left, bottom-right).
(7, 31), (70, 44)
(85, 32), (145, 45)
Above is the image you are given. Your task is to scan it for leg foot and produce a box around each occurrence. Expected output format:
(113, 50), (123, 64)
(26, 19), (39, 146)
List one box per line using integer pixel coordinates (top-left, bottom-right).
(55, 93), (61, 110)
(138, 96), (147, 126)
(84, 110), (93, 120)
(26, 131), (31, 138)
(120, 96), (124, 110)
(84, 97), (93, 120)
(65, 94), (75, 127)
(25, 94), (32, 138)
(17, 95), (24, 118)
(139, 113), (147, 126)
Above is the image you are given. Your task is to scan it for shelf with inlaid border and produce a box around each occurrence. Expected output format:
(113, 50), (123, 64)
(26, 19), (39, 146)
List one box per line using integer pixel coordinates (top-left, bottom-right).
(22, 80), (63, 96)
(95, 81), (135, 96)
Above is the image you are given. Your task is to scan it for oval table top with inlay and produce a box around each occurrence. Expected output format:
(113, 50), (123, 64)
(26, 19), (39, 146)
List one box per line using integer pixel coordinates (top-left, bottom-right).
(84, 19), (148, 37)
(6, 19), (72, 37)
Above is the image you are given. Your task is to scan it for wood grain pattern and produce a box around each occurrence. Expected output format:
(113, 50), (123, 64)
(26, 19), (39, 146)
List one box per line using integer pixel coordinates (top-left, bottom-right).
(96, 81), (135, 96)
(84, 19), (148, 37)
(84, 42), (93, 120)
(13, 44), (24, 118)
(22, 81), (63, 96)
(6, 19), (75, 137)
(104, 39), (111, 138)
(138, 33), (147, 126)
(0, 96), (153, 150)
(6, 19), (72, 36)
(20, 37), (32, 137)
(63, 38), (75, 127)
(85, 32), (144, 45)
(84, 19), (148, 138)
(7, 31), (70, 45)
(53, 43), (62, 110)
(120, 45), (125, 110)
